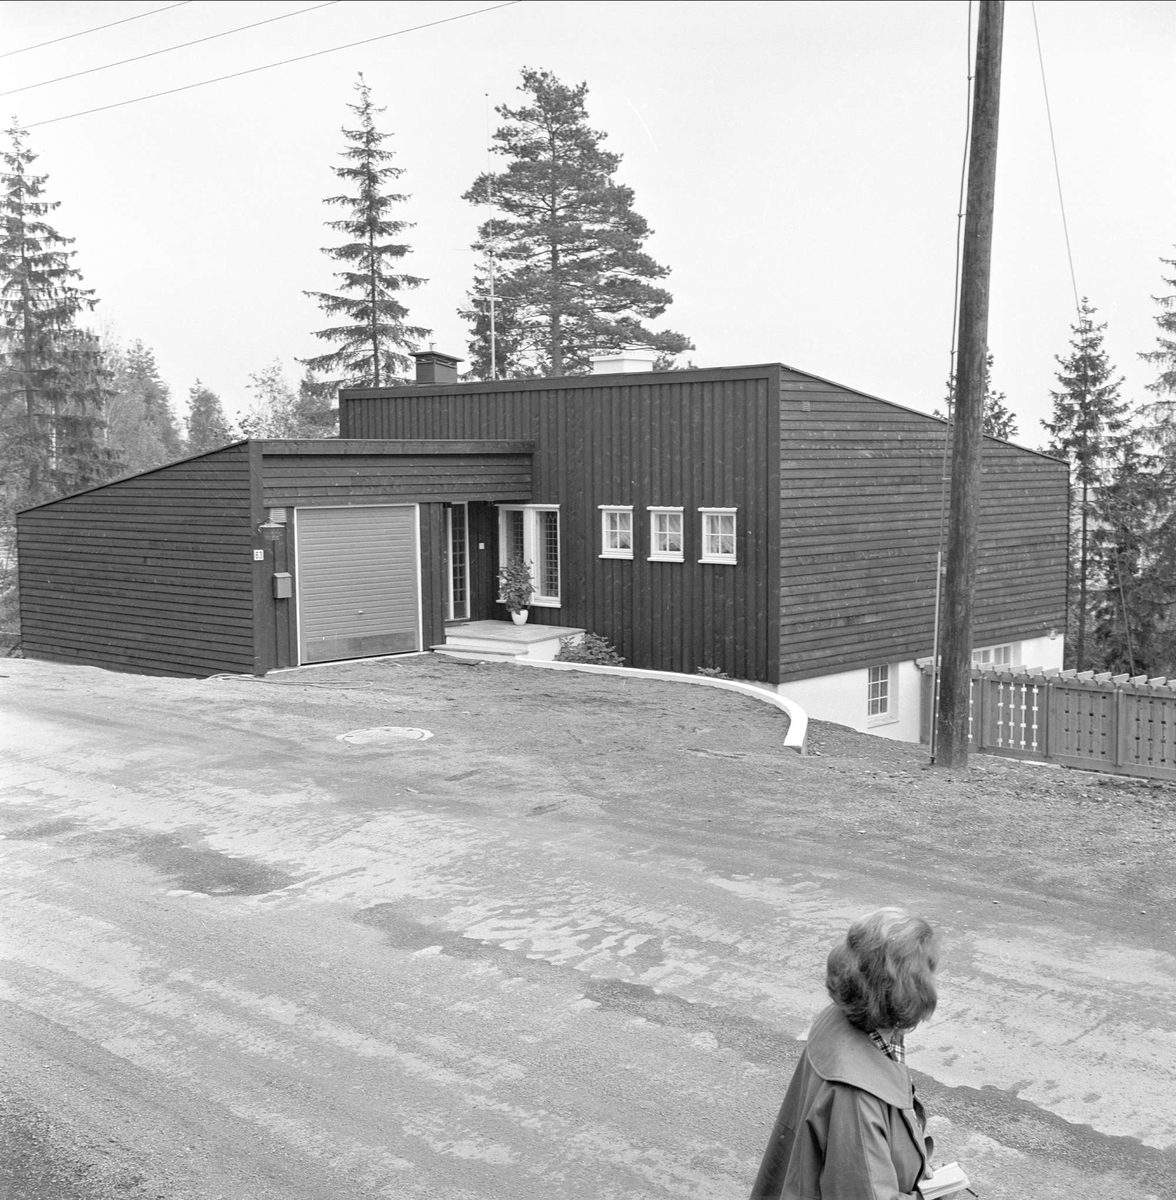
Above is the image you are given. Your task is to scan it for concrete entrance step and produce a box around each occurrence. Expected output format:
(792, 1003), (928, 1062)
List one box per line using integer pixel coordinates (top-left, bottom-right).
(433, 620), (586, 663)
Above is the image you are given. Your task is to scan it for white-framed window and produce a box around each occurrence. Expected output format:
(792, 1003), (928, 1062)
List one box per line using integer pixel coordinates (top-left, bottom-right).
(499, 505), (560, 606)
(648, 507), (684, 562)
(699, 508), (737, 564)
(867, 664), (892, 722)
(973, 644), (1014, 665)
(599, 506), (634, 559)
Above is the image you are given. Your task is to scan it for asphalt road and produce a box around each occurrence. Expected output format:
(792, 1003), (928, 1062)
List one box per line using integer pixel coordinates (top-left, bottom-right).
(1, 654), (1173, 1200)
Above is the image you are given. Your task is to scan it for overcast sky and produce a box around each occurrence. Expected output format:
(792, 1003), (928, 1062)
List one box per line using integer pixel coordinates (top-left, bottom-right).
(3, 0), (1173, 444)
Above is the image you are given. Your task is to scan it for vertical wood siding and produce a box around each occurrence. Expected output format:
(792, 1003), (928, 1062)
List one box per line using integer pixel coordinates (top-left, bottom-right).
(258, 445), (530, 667)
(16, 445), (255, 677)
(777, 372), (1068, 681)
(341, 371), (779, 682)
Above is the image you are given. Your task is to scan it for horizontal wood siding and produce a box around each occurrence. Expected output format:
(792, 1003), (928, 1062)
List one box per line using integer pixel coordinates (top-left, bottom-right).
(17, 445), (255, 676)
(262, 451), (531, 507)
(778, 373), (1068, 681)
(342, 371), (779, 682)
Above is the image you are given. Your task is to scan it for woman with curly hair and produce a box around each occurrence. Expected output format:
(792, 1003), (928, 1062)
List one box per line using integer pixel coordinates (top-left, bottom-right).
(749, 908), (941, 1199)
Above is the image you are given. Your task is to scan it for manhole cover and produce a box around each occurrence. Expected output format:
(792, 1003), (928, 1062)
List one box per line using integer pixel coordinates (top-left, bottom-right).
(337, 726), (434, 745)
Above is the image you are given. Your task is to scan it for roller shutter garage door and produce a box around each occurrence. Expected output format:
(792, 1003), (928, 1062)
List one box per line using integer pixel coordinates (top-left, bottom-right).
(296, 505), (420, 664)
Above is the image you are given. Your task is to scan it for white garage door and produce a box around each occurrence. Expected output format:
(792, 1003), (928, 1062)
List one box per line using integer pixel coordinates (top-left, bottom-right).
(296, 505), (420, 664)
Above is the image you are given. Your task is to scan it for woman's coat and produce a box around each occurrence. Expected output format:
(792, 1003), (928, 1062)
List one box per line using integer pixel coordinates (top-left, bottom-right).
(749, 1004), (932, 1200)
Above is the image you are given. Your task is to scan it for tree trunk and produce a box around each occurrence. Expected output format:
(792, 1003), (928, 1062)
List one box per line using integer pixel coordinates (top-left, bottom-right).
(1076, 481), (1089, 670)
(549, 244), (562, 377)
(369, 226), (380, 388)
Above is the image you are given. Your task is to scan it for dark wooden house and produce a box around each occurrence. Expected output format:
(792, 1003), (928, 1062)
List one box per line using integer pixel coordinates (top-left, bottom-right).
(17, 354), (1068, 738)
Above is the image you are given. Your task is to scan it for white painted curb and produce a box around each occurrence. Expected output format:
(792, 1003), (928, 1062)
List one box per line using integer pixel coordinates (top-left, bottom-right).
(511, 658), (808, 755)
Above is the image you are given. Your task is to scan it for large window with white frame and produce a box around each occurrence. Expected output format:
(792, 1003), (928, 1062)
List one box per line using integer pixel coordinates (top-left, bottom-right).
(499, 505), (560, 605)
(699, 508), (737, 564)
(599, 506), (634, 559)
(648, 507), (684, 562)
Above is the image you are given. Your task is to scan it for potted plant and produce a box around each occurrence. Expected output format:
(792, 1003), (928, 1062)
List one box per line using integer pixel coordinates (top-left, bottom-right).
(497, 556), (534, 624)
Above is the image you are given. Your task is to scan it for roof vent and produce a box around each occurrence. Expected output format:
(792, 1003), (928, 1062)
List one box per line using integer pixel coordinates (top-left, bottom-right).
(412, 350), (462, 386)
(589, 348), (659, 375)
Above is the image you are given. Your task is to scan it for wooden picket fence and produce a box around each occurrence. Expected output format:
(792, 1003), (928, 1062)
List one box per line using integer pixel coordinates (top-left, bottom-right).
(920, 664), (1176, 781)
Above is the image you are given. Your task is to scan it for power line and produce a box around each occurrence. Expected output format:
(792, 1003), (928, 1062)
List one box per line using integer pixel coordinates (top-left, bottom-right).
(1031, 0), (1081, 313)
(0, 2), (194, 60)
(24, 1), (524, 129)
(2, 2), (343, 99)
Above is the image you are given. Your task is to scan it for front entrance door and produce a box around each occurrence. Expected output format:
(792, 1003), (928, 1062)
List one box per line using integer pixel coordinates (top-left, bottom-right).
(295, 505), (421, 664)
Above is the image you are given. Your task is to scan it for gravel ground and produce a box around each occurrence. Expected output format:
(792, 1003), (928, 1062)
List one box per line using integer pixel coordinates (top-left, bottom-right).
(3, 651), (1173, 1200)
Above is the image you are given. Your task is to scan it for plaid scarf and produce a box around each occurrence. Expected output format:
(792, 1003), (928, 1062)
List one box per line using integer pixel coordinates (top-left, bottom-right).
(868, 1029), (906, 1063)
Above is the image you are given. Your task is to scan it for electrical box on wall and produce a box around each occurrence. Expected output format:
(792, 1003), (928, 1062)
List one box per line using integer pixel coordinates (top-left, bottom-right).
(272, 572), (292, 599)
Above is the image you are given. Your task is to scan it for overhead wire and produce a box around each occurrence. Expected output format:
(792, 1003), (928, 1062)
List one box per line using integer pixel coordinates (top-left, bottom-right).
(2, 2), (343, 99)
(24, 1), (524, 128)
(0, 2), (194, 60)
(1030, 0), (1081, 315)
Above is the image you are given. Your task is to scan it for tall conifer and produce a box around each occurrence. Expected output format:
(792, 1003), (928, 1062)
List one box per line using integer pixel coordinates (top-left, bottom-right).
(303, 75), (428, 389)
(186, 381), (236, 454)
(1042, 300), (1130, 669)
(463, 68), (691, 377)
(1134, 251), (1176, 672)
(0, 125), (115, 514)
(105, 339), (183, 472)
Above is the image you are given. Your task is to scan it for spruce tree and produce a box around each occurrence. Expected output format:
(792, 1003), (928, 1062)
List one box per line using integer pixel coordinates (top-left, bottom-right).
(1133, 250), (1176, 673)
(303, 75), (428, 389)
(463, 68), (691, 377)
(105, 339), (184, 472)
(1089, 429), (1167, 675)
(1042, 300), (1131, 670)
(1139, 249), (1176, 400)
(935, 351), (1018, 440)
(186, 381), (236, 454)
(0, 125), (116, 514)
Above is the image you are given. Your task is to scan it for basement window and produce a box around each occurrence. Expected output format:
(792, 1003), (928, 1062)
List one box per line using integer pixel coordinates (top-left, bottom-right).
(867, 664), (893, 724)
(499, 505), (560, 606)
(973, 644), (1014, 665)
(600, 506), (634, 559)
(648, 507), (684, 562)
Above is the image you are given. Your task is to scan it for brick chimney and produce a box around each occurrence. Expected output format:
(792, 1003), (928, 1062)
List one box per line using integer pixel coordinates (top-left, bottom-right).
(412, 350), (462, 386)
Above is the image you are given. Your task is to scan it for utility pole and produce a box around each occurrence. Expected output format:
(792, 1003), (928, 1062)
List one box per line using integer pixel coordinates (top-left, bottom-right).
(934, 0), (1004, 768)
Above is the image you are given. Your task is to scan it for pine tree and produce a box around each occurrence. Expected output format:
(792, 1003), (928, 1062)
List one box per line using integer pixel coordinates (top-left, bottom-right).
(1041, 300), (1131, 670)
(302, 75), (428, 389)
(186, 381), (236, 454)
(463, 68), (692, 377)
(0, 125), (116, 516)
(105, 339), (184, 473)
